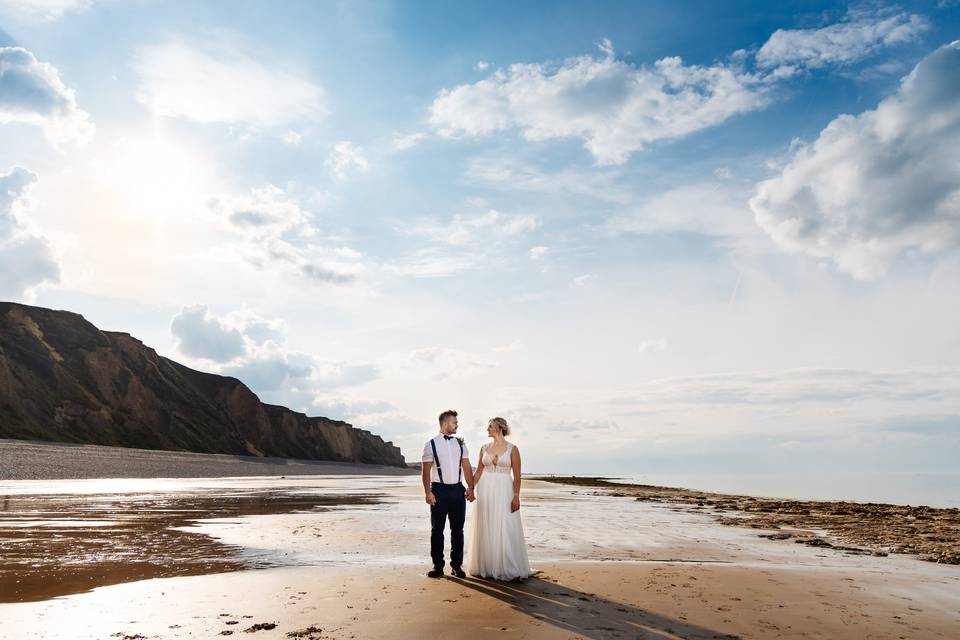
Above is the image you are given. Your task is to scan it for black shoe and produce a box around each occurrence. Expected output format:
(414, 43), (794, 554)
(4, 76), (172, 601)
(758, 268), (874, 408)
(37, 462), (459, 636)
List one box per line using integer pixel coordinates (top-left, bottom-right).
(427, 567), (444, 578)
(451, 566), (466, 578)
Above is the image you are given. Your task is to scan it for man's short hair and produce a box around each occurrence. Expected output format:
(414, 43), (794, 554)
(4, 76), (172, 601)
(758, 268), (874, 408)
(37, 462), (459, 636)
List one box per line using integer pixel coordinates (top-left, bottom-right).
(438, 409), (458, 425)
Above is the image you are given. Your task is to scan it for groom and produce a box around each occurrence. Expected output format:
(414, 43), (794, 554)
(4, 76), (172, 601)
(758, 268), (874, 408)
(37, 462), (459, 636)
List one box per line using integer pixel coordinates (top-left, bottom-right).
(422, 409), (475, 578)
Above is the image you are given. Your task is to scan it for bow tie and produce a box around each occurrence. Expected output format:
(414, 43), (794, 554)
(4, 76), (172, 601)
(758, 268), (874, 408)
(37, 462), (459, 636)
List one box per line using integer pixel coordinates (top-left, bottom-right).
(443, 435), (454, 440)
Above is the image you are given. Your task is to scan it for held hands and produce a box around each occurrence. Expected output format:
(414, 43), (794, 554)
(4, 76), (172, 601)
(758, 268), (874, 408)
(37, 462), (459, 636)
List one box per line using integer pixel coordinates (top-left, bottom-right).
(425, 491), (436, 506)
(465, 488), (476, 502)
(511, 496), (520, 512)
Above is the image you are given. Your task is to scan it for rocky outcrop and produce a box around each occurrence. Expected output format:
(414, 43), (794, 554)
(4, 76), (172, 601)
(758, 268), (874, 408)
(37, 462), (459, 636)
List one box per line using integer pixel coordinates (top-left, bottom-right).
(0, 302), (406, 467)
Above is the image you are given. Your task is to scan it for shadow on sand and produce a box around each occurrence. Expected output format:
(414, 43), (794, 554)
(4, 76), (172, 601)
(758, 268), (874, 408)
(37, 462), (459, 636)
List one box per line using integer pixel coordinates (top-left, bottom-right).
(451, 572), (741, 640)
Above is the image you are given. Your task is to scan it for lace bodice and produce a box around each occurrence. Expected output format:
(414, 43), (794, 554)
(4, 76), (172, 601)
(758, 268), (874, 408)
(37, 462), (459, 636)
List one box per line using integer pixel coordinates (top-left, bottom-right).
(481, 442), (514, 474)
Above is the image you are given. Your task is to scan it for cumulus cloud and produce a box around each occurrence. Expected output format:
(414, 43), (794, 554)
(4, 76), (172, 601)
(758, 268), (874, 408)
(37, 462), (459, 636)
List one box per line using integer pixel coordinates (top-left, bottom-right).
(750, 41), (960, 279)
(430, 40), (768, 165)
(133, 37), (325, 127)
(207, 184), (362, 285)
(432, 11), (931, 164)
(0, 0), (91, 20)
(0, 166), (61, 300)
(327, 141), (369, 179)
(170, 304), (246, 362)
(208, 184), (309, 240)
(171, 305), (380, 401)
(0, 46), (94, 147)
(756, 8), (929, 72)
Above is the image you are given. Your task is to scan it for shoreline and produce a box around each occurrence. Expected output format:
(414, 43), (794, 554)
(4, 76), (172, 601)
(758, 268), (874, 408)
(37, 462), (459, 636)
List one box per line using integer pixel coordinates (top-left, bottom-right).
(532, 476), (960, 565)
(0, 438), (416, 480)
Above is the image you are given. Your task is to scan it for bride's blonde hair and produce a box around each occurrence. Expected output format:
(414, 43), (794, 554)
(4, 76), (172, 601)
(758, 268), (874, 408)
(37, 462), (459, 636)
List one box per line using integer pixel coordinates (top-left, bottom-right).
(489, 416), (510, 436)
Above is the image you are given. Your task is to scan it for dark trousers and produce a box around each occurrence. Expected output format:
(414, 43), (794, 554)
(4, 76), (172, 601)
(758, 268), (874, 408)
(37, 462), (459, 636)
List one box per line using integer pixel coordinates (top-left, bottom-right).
(430, 481), (465, 569)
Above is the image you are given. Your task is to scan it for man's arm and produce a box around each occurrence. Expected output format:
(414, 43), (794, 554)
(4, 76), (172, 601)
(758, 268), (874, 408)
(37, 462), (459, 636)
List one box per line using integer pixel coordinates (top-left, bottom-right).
(462, 456), (475, 501)
(422, 461), (436, 505)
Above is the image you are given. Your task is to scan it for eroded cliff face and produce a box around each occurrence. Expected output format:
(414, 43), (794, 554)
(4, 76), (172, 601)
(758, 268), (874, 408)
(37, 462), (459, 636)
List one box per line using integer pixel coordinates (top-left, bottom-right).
(0, 302), (406, 467)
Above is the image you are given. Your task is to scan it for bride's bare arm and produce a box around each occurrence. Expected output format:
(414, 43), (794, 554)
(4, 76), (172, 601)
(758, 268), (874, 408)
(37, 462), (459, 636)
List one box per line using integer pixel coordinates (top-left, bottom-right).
(510, 446), (521, 512)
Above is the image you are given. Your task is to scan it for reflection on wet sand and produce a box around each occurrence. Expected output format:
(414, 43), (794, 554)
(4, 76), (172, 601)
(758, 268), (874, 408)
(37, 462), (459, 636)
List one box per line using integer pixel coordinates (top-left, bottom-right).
(0, 488), (384, 603)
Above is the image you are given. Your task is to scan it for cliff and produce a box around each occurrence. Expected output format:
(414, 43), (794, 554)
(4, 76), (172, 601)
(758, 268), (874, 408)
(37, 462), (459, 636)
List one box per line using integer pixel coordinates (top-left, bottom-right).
(0, 302), (406, 467)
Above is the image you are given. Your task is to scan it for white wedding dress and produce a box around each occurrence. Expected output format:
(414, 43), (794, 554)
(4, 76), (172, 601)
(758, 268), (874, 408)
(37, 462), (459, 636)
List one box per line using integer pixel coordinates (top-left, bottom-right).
(466, 442), (534, 580)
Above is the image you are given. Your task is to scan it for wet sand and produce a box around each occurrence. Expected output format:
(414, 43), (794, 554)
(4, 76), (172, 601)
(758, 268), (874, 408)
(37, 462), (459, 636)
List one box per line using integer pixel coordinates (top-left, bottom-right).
(0, 439), (416, 480)
(1, 476), (958, 639)
(534, 476), (960, 565)
(0, 485), (385, 602)
(4, 560), (958, 639)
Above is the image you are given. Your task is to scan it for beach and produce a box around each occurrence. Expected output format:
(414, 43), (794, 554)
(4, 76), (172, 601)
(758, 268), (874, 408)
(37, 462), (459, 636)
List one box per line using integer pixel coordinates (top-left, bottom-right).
(0, 439), (416, 480)
(1, 448), (959, 639)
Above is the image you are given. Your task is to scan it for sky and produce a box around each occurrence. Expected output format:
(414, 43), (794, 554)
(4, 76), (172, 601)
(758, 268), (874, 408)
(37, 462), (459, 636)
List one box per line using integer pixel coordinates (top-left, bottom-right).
(1, 0), (959, 475)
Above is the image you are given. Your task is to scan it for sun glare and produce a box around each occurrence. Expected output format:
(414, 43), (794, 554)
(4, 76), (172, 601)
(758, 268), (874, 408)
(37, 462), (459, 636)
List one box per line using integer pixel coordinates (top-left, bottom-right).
(99, 133), (213, 220)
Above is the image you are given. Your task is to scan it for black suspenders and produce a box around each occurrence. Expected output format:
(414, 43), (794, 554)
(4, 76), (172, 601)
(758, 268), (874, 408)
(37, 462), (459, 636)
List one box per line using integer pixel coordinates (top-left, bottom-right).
(430, 437), (463, 484)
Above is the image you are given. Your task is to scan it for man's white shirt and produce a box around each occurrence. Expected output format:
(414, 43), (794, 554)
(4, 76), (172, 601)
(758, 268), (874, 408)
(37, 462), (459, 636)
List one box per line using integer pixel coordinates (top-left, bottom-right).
(422, 433), (469, 484)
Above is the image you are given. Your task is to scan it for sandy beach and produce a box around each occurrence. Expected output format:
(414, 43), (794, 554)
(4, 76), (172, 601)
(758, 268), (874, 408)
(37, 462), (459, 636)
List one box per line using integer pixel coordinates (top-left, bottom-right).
(0, 439), (416, 480)
(2, 466), (959, 639)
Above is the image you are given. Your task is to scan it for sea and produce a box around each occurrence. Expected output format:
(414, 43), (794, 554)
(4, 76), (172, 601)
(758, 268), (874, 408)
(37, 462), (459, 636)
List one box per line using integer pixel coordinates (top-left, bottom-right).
(573, 471), (960, 508)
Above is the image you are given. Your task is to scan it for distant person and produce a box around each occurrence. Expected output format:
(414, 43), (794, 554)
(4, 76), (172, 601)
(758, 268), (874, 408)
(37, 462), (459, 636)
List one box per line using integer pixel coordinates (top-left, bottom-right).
(466, 416), (534, 581)
(422, 409), (475, 578)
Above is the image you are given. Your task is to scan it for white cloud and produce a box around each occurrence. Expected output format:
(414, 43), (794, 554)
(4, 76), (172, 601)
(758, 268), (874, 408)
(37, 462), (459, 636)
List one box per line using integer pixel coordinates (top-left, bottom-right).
(572, 274), (592, 287)
(170, 304), (246, 362)
(430, 41), (768, 165)
(597, 37), (615, 58)
(432, 12), (932, 165)
(392, 131), (426, 150)
(637, 337), (669, 354)
(750, 41), (960, 280)
(207, 184), (363, 285)
(475, 61), (489, 72)
(281, 130), (303, 145)
(408, 209), (537, 246)
(465, 155), (631, 204)
(549, 419), (620, 433)
(604, 182), (767, 253)
(407, 346), (495, 381)
(494, 340), (523, 353)
(327, 140), (369, 179)
(133, 36), (325, 126)
(170, 305), (380, 402)
(384, 247), (476, 278)
(208, 184), (310, 240)
(610, 367), (960, 411)
(757, 8), (929, 71)
(0, 0), (91, 20)
(0, 47), (94, 148)
(528, 245), (548, 260)
(0, 166), (60, 300)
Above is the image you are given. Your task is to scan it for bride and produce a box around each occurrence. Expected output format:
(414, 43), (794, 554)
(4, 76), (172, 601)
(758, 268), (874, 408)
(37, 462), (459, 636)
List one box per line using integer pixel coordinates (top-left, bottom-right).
(466, 417), (534, 581)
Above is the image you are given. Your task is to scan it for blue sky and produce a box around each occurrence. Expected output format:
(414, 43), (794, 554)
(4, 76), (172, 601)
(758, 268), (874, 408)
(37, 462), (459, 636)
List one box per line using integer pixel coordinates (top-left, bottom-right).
(1, 0), (959, 474)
